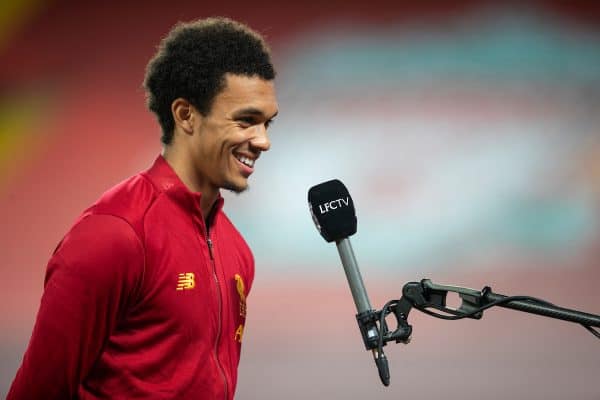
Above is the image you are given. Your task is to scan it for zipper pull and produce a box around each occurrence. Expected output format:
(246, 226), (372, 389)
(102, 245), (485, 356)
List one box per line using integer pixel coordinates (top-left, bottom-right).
(207, 238), (214, 260)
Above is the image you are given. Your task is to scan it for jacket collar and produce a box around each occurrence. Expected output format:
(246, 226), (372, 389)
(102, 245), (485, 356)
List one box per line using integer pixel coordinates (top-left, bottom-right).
(143, 155), (224, 221)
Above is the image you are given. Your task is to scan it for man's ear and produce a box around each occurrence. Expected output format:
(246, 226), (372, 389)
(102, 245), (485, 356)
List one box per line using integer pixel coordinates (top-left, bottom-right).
(171, 98), (196, 135)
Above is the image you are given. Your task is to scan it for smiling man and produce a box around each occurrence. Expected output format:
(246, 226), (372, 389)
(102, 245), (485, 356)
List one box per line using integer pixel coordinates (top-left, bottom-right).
(8, 18), (278, 400)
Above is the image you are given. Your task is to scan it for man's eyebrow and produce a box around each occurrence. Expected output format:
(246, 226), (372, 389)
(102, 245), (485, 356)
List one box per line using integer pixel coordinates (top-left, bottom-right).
(232, 107), (278, 119)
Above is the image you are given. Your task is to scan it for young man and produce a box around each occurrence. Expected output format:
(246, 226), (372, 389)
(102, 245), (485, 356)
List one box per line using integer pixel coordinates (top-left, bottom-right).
(8, 17), (278, 399)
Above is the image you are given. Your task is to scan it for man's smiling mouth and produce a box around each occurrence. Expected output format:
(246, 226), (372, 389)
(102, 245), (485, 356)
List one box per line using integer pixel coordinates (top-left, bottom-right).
(234, 153), (255, 168)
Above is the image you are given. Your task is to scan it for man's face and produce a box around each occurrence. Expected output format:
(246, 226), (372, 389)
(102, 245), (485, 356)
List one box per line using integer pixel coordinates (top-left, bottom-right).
(190, 73), (278, 194)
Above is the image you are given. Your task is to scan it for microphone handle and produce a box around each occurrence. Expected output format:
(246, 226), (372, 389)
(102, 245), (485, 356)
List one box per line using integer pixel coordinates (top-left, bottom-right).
(335, 238), (373, 313)
(336, 238), (390, 386)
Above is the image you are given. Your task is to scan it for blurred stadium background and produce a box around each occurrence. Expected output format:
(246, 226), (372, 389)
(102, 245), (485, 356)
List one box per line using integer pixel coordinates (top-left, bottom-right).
(1, 1), (599, 399)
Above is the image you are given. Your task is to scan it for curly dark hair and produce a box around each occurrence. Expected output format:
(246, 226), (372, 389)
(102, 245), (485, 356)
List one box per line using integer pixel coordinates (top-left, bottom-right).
(143, 17), (276, 145)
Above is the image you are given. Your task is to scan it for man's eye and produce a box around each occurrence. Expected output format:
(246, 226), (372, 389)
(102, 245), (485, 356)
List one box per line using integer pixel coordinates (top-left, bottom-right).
(265, 119), (275, 129)
(238, 117), (256, 126)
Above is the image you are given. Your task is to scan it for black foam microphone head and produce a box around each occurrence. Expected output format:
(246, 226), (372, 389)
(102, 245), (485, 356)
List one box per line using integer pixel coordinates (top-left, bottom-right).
(308, 179), (357, 242)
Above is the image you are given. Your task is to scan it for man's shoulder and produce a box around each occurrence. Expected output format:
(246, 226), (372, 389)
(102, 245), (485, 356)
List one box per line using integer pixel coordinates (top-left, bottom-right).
(217, 212), (243, 238)
(86, 172), (160, 240)
(216, 211), (253, 255)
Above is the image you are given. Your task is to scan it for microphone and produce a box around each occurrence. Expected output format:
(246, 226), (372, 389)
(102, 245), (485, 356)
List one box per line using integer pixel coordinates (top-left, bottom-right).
(308, 179), (390, 386)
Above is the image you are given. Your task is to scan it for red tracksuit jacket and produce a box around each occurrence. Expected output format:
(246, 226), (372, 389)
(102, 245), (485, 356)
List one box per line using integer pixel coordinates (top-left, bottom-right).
(8, 156), (254, 399)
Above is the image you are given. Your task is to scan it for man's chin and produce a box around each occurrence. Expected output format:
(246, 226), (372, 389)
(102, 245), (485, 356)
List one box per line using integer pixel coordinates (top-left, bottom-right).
(222, 180), (248, 194)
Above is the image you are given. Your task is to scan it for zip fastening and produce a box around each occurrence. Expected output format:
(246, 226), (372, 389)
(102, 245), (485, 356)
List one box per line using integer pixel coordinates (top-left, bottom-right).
(207, 236), (228, 400)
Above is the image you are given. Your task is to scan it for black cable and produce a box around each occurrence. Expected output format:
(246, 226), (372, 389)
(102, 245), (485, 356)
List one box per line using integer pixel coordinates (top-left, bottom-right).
(376, 299), (398, 359)
(416, 295), (550, 320)
(374, 294), (599, 356)
(412, 295), (600, 340)
(581, 324), (600, 339)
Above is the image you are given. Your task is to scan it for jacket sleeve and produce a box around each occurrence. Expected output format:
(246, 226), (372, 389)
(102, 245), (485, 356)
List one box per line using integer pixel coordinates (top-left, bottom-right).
(7, 214), (144, 399)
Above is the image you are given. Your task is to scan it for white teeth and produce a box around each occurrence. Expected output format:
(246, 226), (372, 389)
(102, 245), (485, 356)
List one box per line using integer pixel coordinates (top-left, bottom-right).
(236, 155), (255, 168)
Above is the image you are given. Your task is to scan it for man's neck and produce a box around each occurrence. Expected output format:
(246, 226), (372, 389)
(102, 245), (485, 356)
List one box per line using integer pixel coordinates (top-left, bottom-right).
(161, 147), (219, 219)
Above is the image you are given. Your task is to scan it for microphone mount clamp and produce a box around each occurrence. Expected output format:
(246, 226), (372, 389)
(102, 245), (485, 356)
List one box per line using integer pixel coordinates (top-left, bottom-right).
(356, 279), (482, 353)
(356, 279), (600, 387)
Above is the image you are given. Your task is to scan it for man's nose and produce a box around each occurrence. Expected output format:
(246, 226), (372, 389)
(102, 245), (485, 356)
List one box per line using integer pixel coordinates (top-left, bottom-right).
(250, 126), (271, 152)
